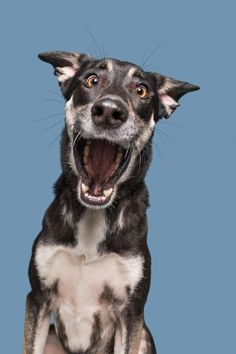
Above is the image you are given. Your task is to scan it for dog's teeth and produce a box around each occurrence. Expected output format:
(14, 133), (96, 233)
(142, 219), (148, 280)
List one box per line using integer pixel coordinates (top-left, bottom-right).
(116, 152), (123, 165)
(115, 152), (123, 171)
(103, 188), (113, 197)
(83, 156), (88, 164)
(84, 145), (89, 157)
(81, 183), (89, 193)
(84, 192), (106, 202)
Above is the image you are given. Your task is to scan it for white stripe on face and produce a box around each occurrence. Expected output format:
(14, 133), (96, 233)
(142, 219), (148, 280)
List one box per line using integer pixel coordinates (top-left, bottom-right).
(127, 67), (137, 77)
(136, 112), (155, 151)
(106, 60), (113, 72)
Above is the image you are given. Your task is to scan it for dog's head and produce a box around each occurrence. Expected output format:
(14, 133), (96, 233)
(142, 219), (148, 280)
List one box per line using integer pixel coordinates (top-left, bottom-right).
(39, 51), (199, 209)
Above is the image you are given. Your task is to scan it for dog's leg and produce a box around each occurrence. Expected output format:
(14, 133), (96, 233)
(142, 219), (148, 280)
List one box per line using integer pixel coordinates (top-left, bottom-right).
(43, 325), (65, 354)
(23, 292), (50, 354)
(137, 325), (157, 354)
(114, 316), (143, 354)
(114, 318), (156, 354)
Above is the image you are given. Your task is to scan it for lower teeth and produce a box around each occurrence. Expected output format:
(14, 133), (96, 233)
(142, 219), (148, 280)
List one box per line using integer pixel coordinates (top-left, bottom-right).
(84, 193), (106, 202)
(82, 185), (113, 201)
(103, 188), (113, 197)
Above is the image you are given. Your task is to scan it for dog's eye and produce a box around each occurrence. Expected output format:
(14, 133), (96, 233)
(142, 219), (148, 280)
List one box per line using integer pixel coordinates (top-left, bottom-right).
(86, 75), (99, 88)
(135, 85), (149, 99)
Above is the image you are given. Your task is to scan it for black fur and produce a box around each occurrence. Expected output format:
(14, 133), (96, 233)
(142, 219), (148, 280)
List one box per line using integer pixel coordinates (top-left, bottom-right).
(23, 51), (199, 354)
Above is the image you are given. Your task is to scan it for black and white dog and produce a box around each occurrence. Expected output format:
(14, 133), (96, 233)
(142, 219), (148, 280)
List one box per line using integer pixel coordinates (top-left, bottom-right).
(23, 51), (199, 354)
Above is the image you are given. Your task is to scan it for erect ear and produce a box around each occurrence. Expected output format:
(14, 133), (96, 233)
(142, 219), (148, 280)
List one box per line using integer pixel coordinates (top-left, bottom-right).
(38, 51), (92, 85)
(155, 73), (200, 119)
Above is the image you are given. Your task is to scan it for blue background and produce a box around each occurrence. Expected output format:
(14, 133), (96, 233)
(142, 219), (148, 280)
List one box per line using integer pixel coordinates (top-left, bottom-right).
(1, 1), (235, 353)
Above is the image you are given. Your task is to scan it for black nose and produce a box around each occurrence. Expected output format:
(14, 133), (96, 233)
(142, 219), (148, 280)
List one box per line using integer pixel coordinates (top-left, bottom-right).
(91, 98), (128, 128)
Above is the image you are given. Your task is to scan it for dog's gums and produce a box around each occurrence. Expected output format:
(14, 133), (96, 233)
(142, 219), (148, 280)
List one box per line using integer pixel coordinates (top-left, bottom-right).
(74, 137), (132, 207)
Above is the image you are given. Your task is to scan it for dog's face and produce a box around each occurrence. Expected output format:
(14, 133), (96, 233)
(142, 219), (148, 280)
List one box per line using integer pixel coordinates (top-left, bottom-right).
(39, 51), (199, 209)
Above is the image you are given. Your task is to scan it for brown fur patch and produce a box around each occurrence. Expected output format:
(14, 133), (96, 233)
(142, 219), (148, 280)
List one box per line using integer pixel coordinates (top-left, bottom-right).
(99, 284), (124, 307)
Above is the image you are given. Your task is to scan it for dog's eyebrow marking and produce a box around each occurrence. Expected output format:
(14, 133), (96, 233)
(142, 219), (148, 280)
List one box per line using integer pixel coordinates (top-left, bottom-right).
(106, 60), (113, 72)
(127, 67), (137, 77)
(128, 68), (145, 81)
(136, 112), (155, 151)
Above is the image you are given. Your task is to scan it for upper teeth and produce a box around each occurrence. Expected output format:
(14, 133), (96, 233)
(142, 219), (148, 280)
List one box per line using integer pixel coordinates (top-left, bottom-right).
(116, 152), (123, 164)
(81, 183), (89, 193)
(115, 152), (123, 170)
(84, 145), (89, 157)
(83, 143), (90, 164)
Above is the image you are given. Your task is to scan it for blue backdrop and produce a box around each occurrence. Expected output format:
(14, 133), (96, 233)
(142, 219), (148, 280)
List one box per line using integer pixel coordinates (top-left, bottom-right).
(1, 1), (235, 353)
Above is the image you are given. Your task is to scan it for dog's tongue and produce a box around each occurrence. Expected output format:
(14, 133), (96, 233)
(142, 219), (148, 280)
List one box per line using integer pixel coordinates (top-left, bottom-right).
(87, 140), (117, 194)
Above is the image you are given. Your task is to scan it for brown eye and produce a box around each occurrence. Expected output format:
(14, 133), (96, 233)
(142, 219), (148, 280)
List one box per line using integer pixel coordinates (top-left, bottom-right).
(86, 75), (99, 87)
(135, 85), (149, 99)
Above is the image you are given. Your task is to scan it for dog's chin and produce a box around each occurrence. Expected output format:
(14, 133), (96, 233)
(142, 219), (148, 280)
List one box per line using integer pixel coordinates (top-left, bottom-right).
(73, 137), (132, 209)
(77, 179), (117, 209)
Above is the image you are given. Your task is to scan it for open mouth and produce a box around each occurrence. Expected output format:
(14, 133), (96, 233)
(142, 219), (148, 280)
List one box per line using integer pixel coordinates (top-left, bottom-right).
(73, 137), (132, 207)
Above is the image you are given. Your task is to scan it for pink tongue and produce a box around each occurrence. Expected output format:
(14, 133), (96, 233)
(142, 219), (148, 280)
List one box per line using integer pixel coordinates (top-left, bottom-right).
(87, 140), (117, 193)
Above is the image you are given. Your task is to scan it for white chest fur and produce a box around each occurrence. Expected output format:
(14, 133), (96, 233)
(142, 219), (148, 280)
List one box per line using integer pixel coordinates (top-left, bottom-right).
(35, 210), (144, 352)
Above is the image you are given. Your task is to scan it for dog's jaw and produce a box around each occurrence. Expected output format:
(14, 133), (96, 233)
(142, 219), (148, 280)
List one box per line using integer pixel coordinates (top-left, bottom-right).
(77, 179), (118, 209)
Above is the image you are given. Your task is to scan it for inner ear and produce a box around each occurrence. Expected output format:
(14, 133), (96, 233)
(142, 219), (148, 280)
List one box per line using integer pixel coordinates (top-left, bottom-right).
(158, 93), (180, 118)
(38, 51), (93, 86)
(54, 66), (77, 84)
(154, 74), (200, 119)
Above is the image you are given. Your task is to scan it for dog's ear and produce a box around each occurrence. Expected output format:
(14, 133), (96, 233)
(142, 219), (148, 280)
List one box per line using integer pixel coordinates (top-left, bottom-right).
(38, 51), (92, 86)
(154, 73), (199, 119)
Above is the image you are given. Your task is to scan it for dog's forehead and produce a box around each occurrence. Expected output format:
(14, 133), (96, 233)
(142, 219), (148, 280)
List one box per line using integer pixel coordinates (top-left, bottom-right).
(103, 59), (140, 74)
(85, 58), (147, 80)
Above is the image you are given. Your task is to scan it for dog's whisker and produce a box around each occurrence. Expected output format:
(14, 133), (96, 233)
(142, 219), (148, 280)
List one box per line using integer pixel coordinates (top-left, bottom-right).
(101, 45), (106, 60)
(46, 132), (62, 149)
(31, 112), (64, 123)
(157, 127), (174, 142)
(85, 46), (96, 58)
(143, 63), (160, 72)
(86, 26), (104, 59)
(48, 89), (62, 98)
(42, 119), (63, 133)
(43, 98), (64, 104)
(156, 130), (168, 147)
(72, 131), (82, 150)
(153, 140), (165, 160)
(159, 120), (183, 129)
(140, 47), (148, 68)
(141, 41), (164, 70)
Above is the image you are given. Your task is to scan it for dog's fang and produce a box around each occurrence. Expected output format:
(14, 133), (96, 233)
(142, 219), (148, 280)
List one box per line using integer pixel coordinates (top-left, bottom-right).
(84, 145), (89, 157)
(81, 183), (89, 193)
(103, 188), (113, 197)
(116, 152), (123, 165)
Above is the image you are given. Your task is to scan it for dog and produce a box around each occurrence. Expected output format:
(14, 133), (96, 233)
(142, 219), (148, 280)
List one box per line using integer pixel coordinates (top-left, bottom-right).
(23, 51), (199, 354)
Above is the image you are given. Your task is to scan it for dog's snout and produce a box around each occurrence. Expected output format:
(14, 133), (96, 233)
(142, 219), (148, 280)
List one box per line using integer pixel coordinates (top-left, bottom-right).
(91, 99), (128, 128)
